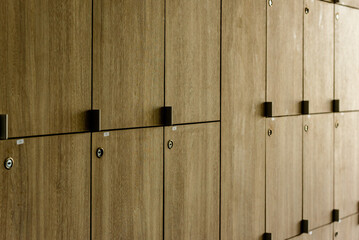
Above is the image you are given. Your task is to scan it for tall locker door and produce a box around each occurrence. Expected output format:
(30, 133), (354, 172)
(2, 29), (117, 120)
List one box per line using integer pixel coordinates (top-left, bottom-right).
(334, 112), (359, 218)
(0, 134), (90, 239)
(334, 214), (359, 239)
(221, 0), (266, 239)
(164, 123), (220, 240)
(0, 0), (91, 138)
(335, 5), (359, 111)
(166, 0), (220, 124)
(303, 114), (334, 229)
(92, 128), (163, 239)
(93, 0), (164, 130)
(304, 0), (334, 114)
(267, 0), (303, 116)
(266, 116), (302, 239)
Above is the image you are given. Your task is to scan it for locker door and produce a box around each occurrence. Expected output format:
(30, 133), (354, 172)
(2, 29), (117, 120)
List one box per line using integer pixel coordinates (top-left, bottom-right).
(165, 123), (220, 240)
(334, 214), (359, 239)
(0, 134), (90, 239)
(93, 0), (164, 130)
(335, 5), (359, 111)
(334, 112), (359, 218)
(267, 0), (303, 116)
(92, 128), (163, 239)
(290, 224), (333, 240)
(266, 116), (302, 240)
(303, 114), (334, 229)
(304, 0), (334, 114)
(337, 0), (359, 9)
(0, 0), (91, 138)
(166, 0), (220, 124)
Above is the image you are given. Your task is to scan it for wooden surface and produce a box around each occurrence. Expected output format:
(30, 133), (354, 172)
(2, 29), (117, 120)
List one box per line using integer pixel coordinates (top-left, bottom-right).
(92, 128), (163, 239)
(221, 0), (266, 238)
(266, 116), (302, 240)
(304, 0), (334, 114)
(337, 0), (359, 9)
(165, 123), (220, 240)
(290, 223), (333, 240)
(0, 0), (91, 138)
(166, 0), (220, 124)
(335, 5), (359, 111)
(267, 0), (303, 116)
(334, 112), (359, 218)
(334, 214), (359, 239)
(303, 114), (334, 229)
(93, 0), (164, 130)
(0, 134), (90, 239)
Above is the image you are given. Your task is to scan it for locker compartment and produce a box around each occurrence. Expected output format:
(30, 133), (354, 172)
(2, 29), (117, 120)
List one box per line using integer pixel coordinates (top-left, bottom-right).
(0, 0), (91, 138)
(165, 122), (220, 240)
(166, 0), (220, 124)
(93, 0), (164, 130)
(92, 128), (163, 239)
(290, 223), (333, 240)
(0, 133), (90, 239)
(334, 214), (359, 239)
(266, 116), (302, 239)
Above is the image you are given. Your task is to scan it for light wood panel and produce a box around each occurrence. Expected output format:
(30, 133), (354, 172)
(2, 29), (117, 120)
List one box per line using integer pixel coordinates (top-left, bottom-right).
(290, 224), (333, 240)
(266, 116), (302, 240)
(334, 214), (359, 239)
(337, 0), (359, 9)
(165, 123), (220, 240)
(221, 0), (266, 238)
(335, 5), (359, 111)
(0, 134), (90, 239)
(304, 0), (334, 113)
(267, 0), (303, 116)
(92, 128), (163, 239)
(166, 0), (220, 124)
(93, 0), (164, 130)
(303, 114), (334, 229)
(0, 0), (91, 137)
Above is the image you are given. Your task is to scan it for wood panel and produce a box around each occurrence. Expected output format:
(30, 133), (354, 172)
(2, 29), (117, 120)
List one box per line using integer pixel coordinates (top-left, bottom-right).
(334, 214), (359, 240)
(92, 128), (163, 239)
(267, 0), (303, 116)
(266, 116), (302, 240)
(335, 5), (359, 111)
(303, 114), (334, 229)
(221, 0), (266, 238)
(0, 133), (90, 239)
(337, 0), (359, 9)
(165, 123), (220, 240)
(166, 0), (220, 124)
(304, 0), (334, 113)
(0, 0), (91, 137)
(93, 0), (164, 130)
(290, 224), (333, 240)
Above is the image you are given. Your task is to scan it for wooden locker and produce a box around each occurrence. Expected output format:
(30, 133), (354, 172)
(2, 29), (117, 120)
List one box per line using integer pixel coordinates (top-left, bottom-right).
(92, 128), (163, 239)
(266, 116), (302, 240)
(334, 112), (359, 218)
(267, 0), (303, 116)
(303, 114), (334, 229)
(304, 0), (334, 114)
(334, 214), (359, 239)
(221, 0), (266, 238)
(290, 224), (333, 240)
(0, 133), (90, 239)
(166, 0), (220, 124)
(335, 5), (359, 111)
(0, 0), (91, 138)
(165, 123), (220, 240)
(337, 0), (359, 9)
(93, 0), (164, 130)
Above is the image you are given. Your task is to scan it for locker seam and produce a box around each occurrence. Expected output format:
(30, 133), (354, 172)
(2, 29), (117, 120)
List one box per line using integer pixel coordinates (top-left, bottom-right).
(265, 0), (268, 233)
(219, 0), (222, 238)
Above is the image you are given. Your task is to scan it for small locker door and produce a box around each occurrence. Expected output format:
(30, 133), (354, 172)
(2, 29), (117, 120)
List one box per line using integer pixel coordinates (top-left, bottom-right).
(165, 123), (220, 240)
(290, 224), (333, 240)
(166, 0), (220, 124)
(92, 128), (163, 239)
(266, 116), (302, 239)
(334, 214), (359, 239)
(0, 134), (90, 239)
(93, 0), (164, 130)
(337, 0), (359, 9)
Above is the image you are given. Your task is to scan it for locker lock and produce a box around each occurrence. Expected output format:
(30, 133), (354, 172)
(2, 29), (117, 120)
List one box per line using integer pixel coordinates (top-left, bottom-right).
(305, 8), (309, 14)
(336, 13), (339, 21)
(96, 148), (104, 158)
(335, 122), (339, 128)
(304, 125), (309, 132)
(4, 157), (13, 170)
(335, 232), (339, 237)
(268, 129), (273, 136)
(268, 0), (273, 7)
(167, 140), (174, 149)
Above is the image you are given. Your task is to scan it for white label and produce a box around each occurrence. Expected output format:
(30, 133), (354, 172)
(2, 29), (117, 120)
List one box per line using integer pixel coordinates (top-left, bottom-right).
(104, 132), (110, 137)
(172, 126), (177, 131)
(17, 139), (24, 145)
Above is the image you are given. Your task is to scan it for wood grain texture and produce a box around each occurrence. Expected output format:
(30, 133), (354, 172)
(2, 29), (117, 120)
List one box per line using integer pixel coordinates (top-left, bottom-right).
(304, 0), (334, 114)
(303, 114), (334, 230)
(93, 0), (164, 130)
(165, 123), (220, 240)
(290, 223), (333, 240)
(0, 0), (91, 138)
(334, 214), (359, 240)
(266, 116), (302, 240)
(92, 128), (163, 239)
(335, 5), (359, 111)
(221, 0), (266, 238)
(337, 0), (359, 9)
(166, 0), (220, 124)
(267, 0), (303, 116)
(0, 133), (90, 240)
